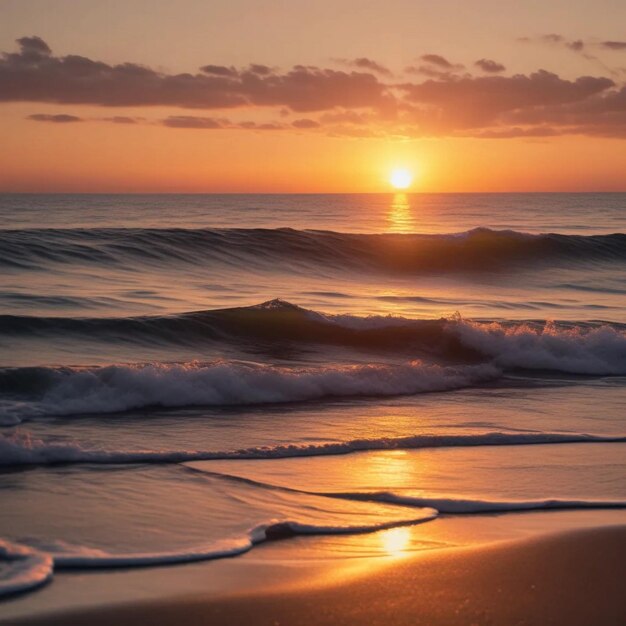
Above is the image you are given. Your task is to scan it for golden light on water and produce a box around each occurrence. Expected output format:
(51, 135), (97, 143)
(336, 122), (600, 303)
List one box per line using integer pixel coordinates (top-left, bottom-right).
(389, 168), (413, 190)
(380, 526), (412, 556)
(388, 193), (416, 233)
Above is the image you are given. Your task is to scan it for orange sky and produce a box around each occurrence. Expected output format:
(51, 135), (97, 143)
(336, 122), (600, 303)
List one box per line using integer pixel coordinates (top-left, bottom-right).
(1, 0), (625, 192)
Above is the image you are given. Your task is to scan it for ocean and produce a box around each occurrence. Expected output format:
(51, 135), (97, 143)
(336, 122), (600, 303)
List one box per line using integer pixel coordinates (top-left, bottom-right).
(0, 192), (625, 597)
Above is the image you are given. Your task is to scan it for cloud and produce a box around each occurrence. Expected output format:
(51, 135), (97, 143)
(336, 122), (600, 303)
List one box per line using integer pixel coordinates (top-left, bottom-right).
(237, 121), (284, 130)
(504, 85), (626, 136)
(28, 113), (82, 123)
(518, 34), (563, 46)
(404, 65), (455, 79)
(401, 70), (615, 128)
(200, 65), (237, 77)
(406, 54), (465, 79)
(475, 59), (506, 73)
(334, 57), (392, 76)
(0, 37), (389, 113)
(521, 35), (626, 54)
(518, 34), (587, 52)
(602, 41), (626, 51)
(102, 116), (140, 124)
(160, 116), (287, 131)
(568, 39), (585, 52)
(292, 118), (320, 128)
(161, 116), (226, 129)
(420, 54), (458, 69)
(468, 126), (559, 139)
(16, 36), (51, 56)
(8, 36), (626, 141)
(519, 34), (626, 65)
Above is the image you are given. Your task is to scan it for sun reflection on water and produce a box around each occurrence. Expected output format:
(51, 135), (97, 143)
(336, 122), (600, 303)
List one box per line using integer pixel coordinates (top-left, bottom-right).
(387, 193), (416, 233)
(379, 526), (412, 557)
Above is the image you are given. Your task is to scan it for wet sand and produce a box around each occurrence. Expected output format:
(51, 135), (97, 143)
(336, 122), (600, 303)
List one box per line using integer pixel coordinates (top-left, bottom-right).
(4, 518), (625, 626)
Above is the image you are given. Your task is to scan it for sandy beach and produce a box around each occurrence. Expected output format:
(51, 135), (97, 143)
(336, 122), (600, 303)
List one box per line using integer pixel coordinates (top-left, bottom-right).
(3, 513), (625, 626)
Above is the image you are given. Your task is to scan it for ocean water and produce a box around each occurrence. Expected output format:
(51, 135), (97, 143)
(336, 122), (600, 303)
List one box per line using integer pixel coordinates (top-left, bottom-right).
(0, 192), (625, 598)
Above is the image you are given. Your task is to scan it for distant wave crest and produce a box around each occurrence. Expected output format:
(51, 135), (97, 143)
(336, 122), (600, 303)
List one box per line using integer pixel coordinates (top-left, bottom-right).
(2, 227), (625, 273)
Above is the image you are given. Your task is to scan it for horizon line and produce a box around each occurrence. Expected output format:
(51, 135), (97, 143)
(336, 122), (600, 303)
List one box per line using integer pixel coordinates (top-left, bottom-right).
(1, 190), (625, 195)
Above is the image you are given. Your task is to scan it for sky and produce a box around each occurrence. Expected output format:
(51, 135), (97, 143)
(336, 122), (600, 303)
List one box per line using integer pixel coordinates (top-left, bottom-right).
(1, 0), (625, 192)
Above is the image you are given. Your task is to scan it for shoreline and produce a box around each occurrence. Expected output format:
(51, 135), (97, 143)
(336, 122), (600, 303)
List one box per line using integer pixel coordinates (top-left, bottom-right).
(2, 510), (625, 626)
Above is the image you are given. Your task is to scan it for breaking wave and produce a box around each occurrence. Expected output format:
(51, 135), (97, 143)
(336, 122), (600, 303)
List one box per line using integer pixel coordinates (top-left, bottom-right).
(2, 299), (626, 377)
(0, 359), (498, 425)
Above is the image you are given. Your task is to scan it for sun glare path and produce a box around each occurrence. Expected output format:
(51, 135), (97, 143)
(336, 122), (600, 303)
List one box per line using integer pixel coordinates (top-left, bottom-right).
(389, 168), (413, 190)
(388, 193), (416, 233)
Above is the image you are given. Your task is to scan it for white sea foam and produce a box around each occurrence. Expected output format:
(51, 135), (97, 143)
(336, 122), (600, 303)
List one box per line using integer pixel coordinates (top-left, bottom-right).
(2, 430), (624, 467)
(0, 360), (498, 424)
(327, 492), (626, 514)
(2, 489), (623, 598)
(314, 310), (626, 375)
(452, 319), (626, 375)
(0, 509), (438, 596)
(0, 539), (53, 598)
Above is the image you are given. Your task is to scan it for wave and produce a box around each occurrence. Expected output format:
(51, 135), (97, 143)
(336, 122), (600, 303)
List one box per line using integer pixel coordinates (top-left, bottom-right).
(3, 485), (624, 598)
(2, 431), (624, 467)
(0, 359), (498, 425)
(2, 300), (626, 377)
(0, 539), (53, 598)
(0, 503), (437, 598)
(2, 227), (625, 274)
(325, 493), (626, 514)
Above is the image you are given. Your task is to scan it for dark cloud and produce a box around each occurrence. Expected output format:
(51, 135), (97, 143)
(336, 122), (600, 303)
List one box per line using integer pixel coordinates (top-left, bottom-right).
(160, 116), (286, 131)
(238, 65), (389, 112)
(568, 39), (585, 52)
(405, 65), (456, 79)
(102, 116), (139, 124)
(28, 113), (82, 123)
(475, 59), (506, 73)
(420, 54), (458, 69)
(16, 36), (51, 56)
(334, 57), (392, 76)
(469, 126), (559, 139)
(291, 118), (320, 128)
(8, 36), (626, 140)
(518, 34), (586, 53)
(162, 116), (225, 129)
(602, 41), (626, 51)
(0, 37), (388, 113)
(401, 70), (615, 128)
(504, 85), (626, 136)
(1, 38), (245, 109)
(518, 34), (591, 60)
(248, 64), (273, 75)
(237, 121), (284, 130)
(407, 55), (464, 78)
(518, 34), (563, 45)
(200, 65), (237, 77)
(520, 35), (626, 59)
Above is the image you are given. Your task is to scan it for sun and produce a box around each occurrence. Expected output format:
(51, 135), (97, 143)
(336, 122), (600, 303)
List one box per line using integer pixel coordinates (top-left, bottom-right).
(389, 168), (413, 190)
